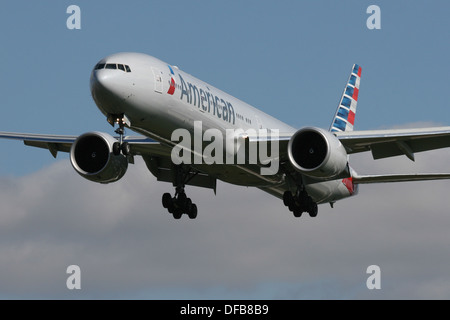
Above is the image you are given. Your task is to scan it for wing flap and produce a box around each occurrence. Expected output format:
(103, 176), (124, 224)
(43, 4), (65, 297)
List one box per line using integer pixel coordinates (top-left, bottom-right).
(24, 140), (72, 157)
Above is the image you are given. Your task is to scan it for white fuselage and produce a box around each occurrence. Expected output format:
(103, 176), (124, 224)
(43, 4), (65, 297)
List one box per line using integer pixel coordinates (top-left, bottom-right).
(90, 52), (356, 205)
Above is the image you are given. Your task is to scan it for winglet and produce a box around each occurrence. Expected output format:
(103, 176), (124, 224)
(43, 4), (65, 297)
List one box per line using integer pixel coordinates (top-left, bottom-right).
(330, 64), (362, 132)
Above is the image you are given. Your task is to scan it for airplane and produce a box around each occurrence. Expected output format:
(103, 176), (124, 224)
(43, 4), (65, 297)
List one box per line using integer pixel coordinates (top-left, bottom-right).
(2, 52), (450, 220)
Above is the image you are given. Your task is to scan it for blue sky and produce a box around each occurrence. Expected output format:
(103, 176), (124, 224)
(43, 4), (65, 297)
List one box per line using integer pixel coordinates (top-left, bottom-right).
(1, 1), (450, 300)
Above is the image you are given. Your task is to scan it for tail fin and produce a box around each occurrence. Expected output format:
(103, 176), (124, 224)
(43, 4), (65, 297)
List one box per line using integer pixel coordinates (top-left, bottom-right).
(330, 64), (362, 132)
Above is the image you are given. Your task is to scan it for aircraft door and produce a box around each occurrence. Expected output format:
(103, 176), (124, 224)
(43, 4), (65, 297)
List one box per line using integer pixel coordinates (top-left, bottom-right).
(151, 67), (163, 93)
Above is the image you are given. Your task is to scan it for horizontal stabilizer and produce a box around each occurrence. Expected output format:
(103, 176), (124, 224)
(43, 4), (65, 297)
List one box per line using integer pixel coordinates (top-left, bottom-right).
(353, 173), (450, 184)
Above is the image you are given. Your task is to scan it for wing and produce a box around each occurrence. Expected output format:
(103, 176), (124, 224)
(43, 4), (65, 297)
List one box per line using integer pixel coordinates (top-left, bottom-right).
(0, 132), (78, 157)
(0, 131), (173, 156)
(335, 126), (450, 161)
(0, 131), (217, 190)
(4, 126), (450, 189)
(244, 126), (450, 185)
(0, 131), (168, 157)
(244, 126), (450, 163)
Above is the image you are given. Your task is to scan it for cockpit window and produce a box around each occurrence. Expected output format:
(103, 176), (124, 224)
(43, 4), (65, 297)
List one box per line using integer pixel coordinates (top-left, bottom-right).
(94, 63), (131, 72)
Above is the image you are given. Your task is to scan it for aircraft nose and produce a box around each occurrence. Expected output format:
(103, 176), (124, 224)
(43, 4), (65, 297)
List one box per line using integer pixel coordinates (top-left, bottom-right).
(90, 63), (132, 115)
(90, 65), (123, 97)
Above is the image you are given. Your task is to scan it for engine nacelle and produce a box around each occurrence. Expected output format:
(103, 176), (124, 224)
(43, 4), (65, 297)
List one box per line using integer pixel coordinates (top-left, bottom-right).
(70, 132), (128, 184)
(287, 127), (348, 179)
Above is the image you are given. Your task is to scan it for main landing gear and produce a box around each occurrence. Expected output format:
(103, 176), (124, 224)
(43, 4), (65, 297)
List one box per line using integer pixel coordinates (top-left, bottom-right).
(283, 189), (318, 218)
(162, 166), (198, 220)
(162, 187), (198, 220)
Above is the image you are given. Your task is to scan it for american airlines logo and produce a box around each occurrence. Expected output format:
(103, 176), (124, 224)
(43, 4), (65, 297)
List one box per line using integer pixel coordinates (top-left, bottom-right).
(171, 121), (279, 175)
(167, 65), (176, 95)
(167, 65), (236, 125)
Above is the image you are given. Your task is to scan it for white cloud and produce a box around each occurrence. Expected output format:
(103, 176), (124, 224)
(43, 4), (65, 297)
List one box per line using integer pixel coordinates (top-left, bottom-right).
(1, 148), (450, 299)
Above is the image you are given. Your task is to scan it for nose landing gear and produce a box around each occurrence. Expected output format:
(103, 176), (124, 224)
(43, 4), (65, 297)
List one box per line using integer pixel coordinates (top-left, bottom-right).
(108, 113), (131, 156)
(112, 126), (130, 156)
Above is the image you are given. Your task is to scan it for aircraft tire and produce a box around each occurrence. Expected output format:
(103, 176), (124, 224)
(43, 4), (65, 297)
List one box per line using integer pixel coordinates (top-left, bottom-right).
(185, 198), (192, 211)
(283, 191), (293, 206)
(188, 204), (198, 219)
(162, 193), (172, 208)
(177, 192), (187, 206)
(308, 203), (318, 217)
(293, 209), (302, 218)
(173, 209), (183, 219)
(113, 142), (121, 156)
(121, 142), (130, 155)
(289, 199), (300, 211)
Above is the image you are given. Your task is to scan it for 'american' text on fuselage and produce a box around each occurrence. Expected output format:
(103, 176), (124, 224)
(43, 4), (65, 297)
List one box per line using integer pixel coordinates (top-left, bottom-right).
(178, 74), (236, 125)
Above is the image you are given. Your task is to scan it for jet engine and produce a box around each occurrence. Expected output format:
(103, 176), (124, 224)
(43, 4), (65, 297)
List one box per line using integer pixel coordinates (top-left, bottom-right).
(287, 127), (349, 179)
(70, 132), (128, 184)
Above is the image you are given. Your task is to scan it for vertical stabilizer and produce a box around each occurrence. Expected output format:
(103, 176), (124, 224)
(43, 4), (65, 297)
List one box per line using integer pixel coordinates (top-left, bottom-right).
(330, 64), (362, 132)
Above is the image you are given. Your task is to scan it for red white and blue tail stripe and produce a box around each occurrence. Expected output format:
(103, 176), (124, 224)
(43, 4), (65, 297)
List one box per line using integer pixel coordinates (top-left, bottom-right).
(330, 64), (362, 132)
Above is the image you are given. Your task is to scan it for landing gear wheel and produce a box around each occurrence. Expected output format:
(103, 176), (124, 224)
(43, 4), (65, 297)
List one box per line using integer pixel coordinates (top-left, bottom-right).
(121, 142), (130, 156)
(113, 142), (121, 156)
(188, 204), (198, 219)
(308, 203), (318, 217)
(288, 203), (296, 212)
(178, 192), (187, 205)
(185, 198), (192, 212)
(164, 191), (199, 220)
(284, 187), (319, 218)
(112, 140), (129, 157)
(173, 209), (182, 219)
(162, 165), (200, 220)
(162, 193), (172, 208)
(293, 209), (302, 218)
(110, 114), (131, 156)
(283, 191), (294, 207)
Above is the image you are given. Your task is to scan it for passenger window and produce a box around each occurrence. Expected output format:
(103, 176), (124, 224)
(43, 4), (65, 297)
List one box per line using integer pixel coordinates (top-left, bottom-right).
(105, 64), (117, 69)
